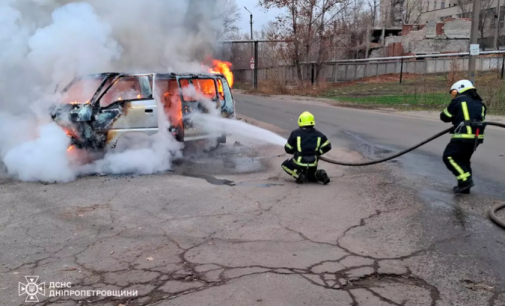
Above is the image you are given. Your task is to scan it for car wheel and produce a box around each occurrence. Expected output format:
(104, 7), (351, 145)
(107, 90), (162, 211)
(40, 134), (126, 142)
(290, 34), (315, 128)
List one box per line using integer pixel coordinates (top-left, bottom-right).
(203, 139), (220, 152)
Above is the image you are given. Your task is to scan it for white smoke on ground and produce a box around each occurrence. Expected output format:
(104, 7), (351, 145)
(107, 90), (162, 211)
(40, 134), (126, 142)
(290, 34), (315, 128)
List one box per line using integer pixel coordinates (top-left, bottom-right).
(3, 123), (76, 182)
(0, 0), (233, 182)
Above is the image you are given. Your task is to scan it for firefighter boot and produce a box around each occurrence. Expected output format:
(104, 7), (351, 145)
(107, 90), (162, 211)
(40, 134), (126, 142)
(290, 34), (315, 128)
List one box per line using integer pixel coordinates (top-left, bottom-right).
(296, 172), (307, 184)
(453, 178), (474, 194)
(315, 169), (330, 185)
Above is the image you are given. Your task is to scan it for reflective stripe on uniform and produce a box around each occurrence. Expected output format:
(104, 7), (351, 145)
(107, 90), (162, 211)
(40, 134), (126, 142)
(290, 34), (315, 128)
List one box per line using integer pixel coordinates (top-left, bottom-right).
(315, 137), (321, 152)
(447, 156), (470, 181)
(297, 137), (302, 152)
(443, 108), (452, 118)
(457, 172), (471, 181)
(293, 157), (318, 167)
(320, 140), (330, 148)
(461, 102), (472, 135)
(285, 143), (293, 149)
(282, 165), (299, 178)
(452, 134), (484, 139)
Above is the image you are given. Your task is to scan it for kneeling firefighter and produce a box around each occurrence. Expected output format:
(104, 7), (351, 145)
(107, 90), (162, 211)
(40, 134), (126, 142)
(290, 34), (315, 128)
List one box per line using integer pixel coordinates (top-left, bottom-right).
(440, 80), (487, 194)
(281, 111), (331, 184)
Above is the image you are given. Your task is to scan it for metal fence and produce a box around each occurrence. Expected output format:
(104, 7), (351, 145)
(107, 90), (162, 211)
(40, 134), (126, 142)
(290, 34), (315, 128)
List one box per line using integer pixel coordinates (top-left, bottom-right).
(233, 51), (505, 84)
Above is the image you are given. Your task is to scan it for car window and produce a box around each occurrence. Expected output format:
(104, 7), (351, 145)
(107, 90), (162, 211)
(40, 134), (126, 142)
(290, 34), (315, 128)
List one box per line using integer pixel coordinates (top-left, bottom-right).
(100, 77), (143, 107)
(156, 79), (182, 126)
(61, 77), (104, 104)
(193, 79), (217, 100)
(179, 79), (193, 102)
(179, 78), (217, 102)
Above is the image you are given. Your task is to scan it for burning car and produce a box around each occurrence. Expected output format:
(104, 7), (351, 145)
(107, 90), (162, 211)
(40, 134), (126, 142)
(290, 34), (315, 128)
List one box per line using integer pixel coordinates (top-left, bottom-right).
(51, 71), (236, 153)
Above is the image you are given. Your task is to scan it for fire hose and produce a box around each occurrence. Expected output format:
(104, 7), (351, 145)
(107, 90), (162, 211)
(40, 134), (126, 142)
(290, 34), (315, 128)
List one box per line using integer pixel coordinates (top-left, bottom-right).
(319, 121), (505, 230)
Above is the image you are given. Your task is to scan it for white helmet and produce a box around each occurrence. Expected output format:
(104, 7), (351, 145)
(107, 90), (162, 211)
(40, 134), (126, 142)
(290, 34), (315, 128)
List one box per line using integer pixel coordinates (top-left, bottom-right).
(450, 80), (475, 94)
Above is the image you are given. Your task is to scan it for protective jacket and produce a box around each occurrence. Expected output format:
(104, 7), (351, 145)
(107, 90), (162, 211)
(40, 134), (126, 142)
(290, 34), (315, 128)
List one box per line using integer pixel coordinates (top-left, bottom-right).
(440, 94), (487, 143)
(284, 127), (331, 167)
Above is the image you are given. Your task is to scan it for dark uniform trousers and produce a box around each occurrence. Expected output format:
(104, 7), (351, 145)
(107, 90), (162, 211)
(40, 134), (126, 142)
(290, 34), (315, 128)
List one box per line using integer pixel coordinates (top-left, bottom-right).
(442, 142), (479, 182)
(281, 126), (332, 182)
(440, 92), (486, 185)
(281, 158), (326, 182)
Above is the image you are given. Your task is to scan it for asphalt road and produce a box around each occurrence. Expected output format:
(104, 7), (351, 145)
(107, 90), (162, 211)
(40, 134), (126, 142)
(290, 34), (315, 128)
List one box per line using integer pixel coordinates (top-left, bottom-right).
(235, 93), (505, 193)
(0, 93), (504, 306)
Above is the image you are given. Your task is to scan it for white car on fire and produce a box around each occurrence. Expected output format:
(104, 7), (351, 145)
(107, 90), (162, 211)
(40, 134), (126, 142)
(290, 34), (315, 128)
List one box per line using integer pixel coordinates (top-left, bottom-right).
(50, 72), (236, 152)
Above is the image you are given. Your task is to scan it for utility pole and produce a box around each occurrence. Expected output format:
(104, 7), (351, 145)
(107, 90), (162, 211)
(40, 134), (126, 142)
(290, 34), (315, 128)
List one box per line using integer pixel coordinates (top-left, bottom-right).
(365, 26), (371, 58)
(382, 25), (386, 57)
(468, 0), (481, 84)
(244, 6), (254, 87)
(494, 0), (502, 50)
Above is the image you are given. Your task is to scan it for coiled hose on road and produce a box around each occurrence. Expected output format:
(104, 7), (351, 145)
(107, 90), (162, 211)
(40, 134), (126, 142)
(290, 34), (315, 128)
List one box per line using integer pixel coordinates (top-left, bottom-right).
(319, 121), (505, 230)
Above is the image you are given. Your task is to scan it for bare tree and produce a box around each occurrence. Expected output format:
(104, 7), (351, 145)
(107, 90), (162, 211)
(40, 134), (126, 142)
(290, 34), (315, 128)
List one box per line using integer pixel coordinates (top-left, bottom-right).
(479, 0), (494, 39)
(224, 0), (393, 84)
(368, 0), (379, 26)
(402, 0), (423, 24)
(260, 0), (349, 83)
(457, 0), (494, 38)
(456, 0), (471, 15)
(216, 0), (242, 39)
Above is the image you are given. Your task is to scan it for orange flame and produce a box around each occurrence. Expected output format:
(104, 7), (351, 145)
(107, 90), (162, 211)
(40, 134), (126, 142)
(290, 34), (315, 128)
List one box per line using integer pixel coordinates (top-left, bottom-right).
(209, 60), (234, 88)
(67, 145), (75, 152)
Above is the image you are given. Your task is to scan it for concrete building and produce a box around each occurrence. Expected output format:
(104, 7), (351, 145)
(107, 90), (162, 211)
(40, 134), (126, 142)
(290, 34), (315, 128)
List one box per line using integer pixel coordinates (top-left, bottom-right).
(381, 0), (427, 26)
(419, 0), (505, 48)
(380, 0), (505, 49)
(368, 19), (471, 57)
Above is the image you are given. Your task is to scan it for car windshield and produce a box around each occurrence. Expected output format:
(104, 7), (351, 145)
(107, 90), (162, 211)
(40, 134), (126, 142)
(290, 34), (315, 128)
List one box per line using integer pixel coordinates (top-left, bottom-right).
(61, 76), (105, 104)
(100, 76), (146, 108)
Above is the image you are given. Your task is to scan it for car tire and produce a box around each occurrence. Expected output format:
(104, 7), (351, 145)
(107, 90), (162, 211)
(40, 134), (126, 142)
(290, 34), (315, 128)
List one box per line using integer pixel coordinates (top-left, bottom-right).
(203, 139), (220, 152)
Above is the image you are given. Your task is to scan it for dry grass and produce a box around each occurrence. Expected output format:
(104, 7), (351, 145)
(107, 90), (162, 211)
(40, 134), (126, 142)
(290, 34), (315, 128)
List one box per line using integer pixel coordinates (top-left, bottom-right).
(477, 72), (505, 110)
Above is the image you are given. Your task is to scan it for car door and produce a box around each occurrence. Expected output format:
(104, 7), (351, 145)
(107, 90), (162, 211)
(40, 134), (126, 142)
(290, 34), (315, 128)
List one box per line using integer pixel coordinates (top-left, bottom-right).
(97, 74), (158, 131)
(217, 76), (236, 118)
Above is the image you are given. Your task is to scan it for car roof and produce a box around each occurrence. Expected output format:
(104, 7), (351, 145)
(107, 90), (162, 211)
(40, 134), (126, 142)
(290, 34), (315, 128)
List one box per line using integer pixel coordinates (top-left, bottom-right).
(93, 71), (224, 75)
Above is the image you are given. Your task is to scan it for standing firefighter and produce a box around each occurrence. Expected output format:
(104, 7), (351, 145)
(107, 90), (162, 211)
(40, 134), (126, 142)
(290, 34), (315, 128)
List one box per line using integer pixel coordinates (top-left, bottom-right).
(440, 80), (487, 194)
(282, 111), (331, 184)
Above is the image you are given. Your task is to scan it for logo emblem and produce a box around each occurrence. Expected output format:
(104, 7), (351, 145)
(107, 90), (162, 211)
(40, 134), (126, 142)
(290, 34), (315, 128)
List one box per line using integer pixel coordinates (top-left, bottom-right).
(19, 276), (45, 302)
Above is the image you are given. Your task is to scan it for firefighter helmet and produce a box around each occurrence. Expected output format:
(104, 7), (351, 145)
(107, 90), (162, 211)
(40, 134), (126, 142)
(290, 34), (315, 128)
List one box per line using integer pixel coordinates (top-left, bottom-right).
(298, 111), (315, 127)
(450, 80), (475, 94)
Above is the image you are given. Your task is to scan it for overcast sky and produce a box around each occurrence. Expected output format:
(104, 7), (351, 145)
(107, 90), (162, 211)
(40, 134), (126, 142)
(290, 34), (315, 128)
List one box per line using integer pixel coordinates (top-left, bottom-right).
(237, 0), (283, 35)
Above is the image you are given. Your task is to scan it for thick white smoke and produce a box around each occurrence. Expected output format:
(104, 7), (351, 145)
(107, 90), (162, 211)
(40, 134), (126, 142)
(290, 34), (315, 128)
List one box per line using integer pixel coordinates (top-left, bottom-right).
(3, 123), (76, 182)
(0, 0), (235, 182)
(27, 2), (122, 89)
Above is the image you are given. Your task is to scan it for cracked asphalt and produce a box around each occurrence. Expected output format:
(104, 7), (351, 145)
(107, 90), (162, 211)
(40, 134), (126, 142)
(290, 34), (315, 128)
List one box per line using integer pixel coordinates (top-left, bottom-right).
(1, 93), (505, 306)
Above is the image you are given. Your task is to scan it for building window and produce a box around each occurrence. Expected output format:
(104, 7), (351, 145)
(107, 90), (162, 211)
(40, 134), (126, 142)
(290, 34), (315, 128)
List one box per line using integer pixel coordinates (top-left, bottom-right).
(441, 2), (445, 8)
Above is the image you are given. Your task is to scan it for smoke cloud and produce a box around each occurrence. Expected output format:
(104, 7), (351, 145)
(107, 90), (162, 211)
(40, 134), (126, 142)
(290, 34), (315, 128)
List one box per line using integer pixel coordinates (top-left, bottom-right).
(0, 0), (235, 182)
